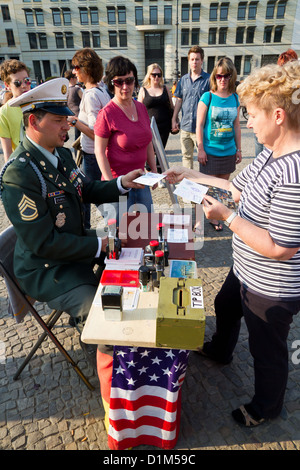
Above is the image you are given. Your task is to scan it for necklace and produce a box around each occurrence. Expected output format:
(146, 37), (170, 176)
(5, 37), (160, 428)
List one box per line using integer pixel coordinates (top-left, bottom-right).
(115, 99), (136, 121)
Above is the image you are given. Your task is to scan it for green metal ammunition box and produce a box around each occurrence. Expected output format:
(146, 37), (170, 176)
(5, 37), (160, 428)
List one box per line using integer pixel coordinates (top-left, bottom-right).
(156, 277), (205, 350)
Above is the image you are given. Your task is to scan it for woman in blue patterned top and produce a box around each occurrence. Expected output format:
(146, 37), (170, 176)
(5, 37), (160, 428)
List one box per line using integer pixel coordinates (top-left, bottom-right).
(165, 60), (300, 428)
(196, 57), (241, 231)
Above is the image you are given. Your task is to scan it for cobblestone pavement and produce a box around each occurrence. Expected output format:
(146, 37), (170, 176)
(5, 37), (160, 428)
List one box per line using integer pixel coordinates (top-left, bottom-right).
(0, 119), (300, 451)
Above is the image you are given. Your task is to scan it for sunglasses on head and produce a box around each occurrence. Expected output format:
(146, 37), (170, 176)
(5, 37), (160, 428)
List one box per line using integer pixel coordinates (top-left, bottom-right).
(151, 73), (162, 78)
(216, 73), (231, 80)
(72, 64), (81, 71)
(13, 77), (31, 88)
(111, 76), (135, 87)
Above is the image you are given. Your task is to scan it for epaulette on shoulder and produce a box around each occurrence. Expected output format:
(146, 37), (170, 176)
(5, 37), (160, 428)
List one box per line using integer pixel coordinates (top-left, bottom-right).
(0, 153), (47, 201)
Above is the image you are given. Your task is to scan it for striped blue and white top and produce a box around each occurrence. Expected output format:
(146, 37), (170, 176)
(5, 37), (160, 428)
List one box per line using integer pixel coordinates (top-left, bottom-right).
(232, 148), (300, 300)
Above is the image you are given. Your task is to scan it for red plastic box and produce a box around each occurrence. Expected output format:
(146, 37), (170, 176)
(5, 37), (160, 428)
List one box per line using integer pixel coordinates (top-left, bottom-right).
(100, 270), (140, 287)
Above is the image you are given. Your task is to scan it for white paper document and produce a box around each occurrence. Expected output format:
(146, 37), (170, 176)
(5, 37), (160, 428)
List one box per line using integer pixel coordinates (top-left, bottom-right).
(133, 172), (166, 186)
(167, 228), (189, 243)
(162, 214), (191, 226)
(173, 178), (208, 204)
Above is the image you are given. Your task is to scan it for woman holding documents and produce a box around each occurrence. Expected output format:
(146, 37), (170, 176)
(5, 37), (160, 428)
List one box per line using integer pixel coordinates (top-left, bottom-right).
(166, 61), (300, 427)
(94, 56), (157, 223)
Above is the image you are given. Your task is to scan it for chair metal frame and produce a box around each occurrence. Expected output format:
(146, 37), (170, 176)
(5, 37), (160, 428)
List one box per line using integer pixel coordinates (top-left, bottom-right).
(0, 226), (94, 391)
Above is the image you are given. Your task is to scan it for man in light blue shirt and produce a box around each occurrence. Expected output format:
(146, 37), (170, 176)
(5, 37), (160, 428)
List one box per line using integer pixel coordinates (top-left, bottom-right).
(172, 46), (210, 169)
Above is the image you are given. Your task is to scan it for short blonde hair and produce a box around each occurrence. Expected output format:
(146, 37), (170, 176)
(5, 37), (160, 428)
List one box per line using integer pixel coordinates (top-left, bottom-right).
(210, 57), (237, 94)
(237, 61), (300, 130)
(142, 63), (164, 88)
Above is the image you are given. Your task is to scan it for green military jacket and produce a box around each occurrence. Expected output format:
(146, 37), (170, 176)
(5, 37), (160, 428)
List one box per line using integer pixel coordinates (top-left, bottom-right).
(1, 136), (122, 302)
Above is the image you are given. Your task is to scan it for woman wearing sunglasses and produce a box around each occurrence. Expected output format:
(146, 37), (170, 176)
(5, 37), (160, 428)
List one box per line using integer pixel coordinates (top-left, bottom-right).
(0, 59), (32, 162)
(94, 55), (157, 224)
(196, 57), (241, 231)
(138, 63), (174, 153)
(69, 48), (111, 229)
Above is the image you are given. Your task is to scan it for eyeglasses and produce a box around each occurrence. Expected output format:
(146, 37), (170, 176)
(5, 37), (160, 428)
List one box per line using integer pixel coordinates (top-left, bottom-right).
(151, 73), (162, 78)
(215, 73), (231, 81)
(72, 65), (81, 71)
(111, 77), (135, 87)
(12, 77), (31, 88)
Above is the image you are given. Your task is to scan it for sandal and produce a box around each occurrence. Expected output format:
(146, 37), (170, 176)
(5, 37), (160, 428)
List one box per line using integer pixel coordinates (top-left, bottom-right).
(209, 221), (223, 231)
(232, 404), (265, 427)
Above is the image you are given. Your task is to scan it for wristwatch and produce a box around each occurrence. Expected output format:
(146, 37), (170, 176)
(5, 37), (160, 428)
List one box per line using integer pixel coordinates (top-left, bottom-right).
(224, 211), (238, 227)
(71, 119), (77, 126)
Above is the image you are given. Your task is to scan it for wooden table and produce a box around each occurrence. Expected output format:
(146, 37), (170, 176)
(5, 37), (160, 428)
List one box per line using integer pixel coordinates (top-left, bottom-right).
(81, 212), (196, 347)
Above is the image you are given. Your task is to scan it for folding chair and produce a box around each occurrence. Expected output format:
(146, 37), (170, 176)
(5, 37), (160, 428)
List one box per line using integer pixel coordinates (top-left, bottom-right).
(0, 225), (94, 391)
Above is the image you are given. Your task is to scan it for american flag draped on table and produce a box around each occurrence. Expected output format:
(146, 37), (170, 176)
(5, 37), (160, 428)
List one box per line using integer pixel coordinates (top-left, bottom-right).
(97, 346), (190, 450)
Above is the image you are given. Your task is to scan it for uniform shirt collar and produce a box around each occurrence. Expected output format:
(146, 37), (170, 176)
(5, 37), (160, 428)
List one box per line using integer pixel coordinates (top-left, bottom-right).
(26, 135), (59, 168)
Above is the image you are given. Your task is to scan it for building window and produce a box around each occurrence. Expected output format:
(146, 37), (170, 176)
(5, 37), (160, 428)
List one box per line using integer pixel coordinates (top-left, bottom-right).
(182, 4), (190, 22)
(109, 30), (117, 47)
(62, 8), (71, 25)
(237, 2), (247, 20)
(192, 3), (200, 22)
(118, 6), (126, 24)
(38, 32), (47, 49)
(236, 27), (245, 44)
(150, 6), (158, 24)
(135, 6), (143, 25)
(90, 7), (98, 25)
(220, 3), (229, 21)
(119, 30), (127, 47)
(107, 6), (116, 24)
(208, 27), (217, 45)
(28, 32), (38, 49)
(248, 2), (258, 20)
(92, 31), (100, 48)
(234, 55), (242, 75)
(1, 5), (11, 21)
(24, 9), (34, 26)
(79, 7), (89, 25)
(81, 31), (90, 47)
(209, 3), (218, 21)
(274, 25), (283, 42)
(277, 1), (287, 19)
(266, 1), (275, 19)
(244, 55), (252, 75)
(52, 8), (61, 26)
(246, 26), (255, 43)
(181, 29), (189, 46)
(55, 32), (64, 48)
(164, 5), (172, 24)
(35, 9), (44, 26)
(219, 27), (227, 44)
(207, 56), (215, 74)
(191, 28), (199, 44)
(65, 32), (74, 48)
(264, 25), (273, 43)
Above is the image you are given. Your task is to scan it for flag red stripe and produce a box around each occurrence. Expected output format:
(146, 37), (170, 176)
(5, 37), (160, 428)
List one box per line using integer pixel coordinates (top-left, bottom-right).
(109, 394), (178, 412)
(108, 433), (178, 451)
(107, 390), (183, 450)
(109, 415), (178, 432)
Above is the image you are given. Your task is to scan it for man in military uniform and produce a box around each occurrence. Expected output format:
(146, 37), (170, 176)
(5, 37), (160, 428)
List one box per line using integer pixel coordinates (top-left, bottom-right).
(0, 78), (144, 336)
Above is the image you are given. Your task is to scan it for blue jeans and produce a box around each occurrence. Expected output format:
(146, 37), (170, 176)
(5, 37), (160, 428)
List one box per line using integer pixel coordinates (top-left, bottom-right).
(82, 151), (102, 229)
(101, 187), (153, 226)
